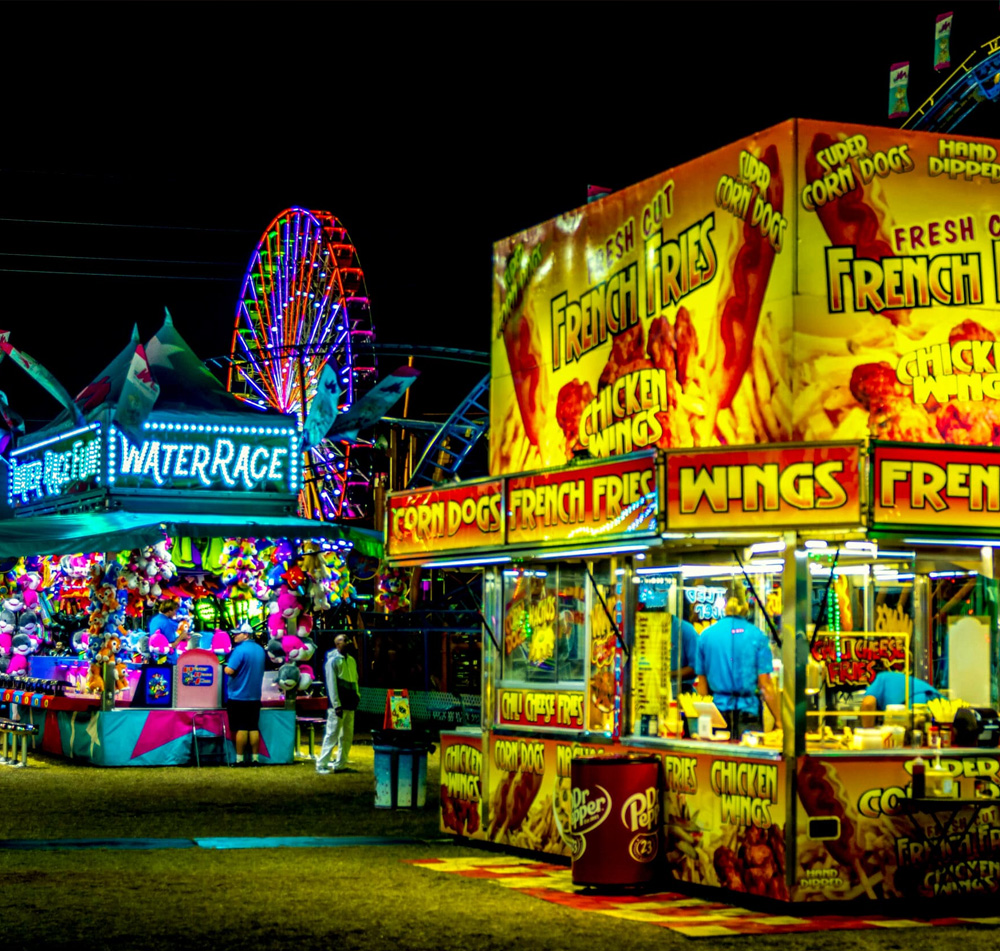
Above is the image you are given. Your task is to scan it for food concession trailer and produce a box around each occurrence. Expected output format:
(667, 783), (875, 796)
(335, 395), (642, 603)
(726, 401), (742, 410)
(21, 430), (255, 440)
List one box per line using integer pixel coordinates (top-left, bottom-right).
(386, 118), (1000, 903)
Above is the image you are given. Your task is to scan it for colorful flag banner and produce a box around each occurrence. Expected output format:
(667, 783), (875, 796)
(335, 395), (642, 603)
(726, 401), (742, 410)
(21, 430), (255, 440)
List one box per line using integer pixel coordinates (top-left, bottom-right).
(0, 389), (24, 460)
(323, 366), (420, 444)
(113, 343), (160, 443)
(934, 12), (954, 71)
(0, 339), (85, 426)
(302, 363), (342, 450)
(587, 184), (614, 203)
(888, 61), (911, 118)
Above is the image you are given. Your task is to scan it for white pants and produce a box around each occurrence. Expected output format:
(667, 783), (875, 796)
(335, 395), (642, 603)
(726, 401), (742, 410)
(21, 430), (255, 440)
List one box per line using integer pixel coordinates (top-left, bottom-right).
(317, 709), (355, 770)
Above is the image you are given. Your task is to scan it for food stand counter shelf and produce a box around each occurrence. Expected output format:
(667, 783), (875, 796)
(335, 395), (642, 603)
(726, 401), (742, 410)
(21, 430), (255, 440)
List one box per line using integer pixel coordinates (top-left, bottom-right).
(570, 754), (660, 888)
(372, 730), (430, 809)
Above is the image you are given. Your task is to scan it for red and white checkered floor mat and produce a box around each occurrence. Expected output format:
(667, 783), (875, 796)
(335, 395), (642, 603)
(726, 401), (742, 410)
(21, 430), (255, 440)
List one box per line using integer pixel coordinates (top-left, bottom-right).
(407, 857), (1000, 937)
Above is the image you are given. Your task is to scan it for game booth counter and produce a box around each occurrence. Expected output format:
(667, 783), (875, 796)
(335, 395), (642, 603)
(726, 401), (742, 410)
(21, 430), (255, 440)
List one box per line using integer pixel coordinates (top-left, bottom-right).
(0, 313), (380, 767)
(386, 119), (1000, 904)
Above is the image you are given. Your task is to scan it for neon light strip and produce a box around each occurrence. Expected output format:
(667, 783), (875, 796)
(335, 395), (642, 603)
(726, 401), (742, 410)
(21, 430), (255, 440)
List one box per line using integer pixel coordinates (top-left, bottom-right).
(536, 544), (650, 559)
(423, 556), (511, 568)
(903, 537), (1000, 547)
(13, 422), (100, 455)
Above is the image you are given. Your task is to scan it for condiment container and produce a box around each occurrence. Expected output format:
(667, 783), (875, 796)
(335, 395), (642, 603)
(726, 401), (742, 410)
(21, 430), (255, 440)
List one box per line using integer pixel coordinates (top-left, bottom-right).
(911, 756), (926, 798)
(880, 725), (905, 749)
(851, 728), (885, 750)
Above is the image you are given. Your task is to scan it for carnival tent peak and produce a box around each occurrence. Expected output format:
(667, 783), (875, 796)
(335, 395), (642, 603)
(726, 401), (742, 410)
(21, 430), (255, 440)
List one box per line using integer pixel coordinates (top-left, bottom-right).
(145, 308), (281, 419)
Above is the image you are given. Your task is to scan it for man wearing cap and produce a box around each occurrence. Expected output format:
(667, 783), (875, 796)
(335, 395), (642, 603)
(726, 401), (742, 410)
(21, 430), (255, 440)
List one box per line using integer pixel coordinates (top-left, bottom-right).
(223, 623), (267, 766)
(695, 597), (779, 738)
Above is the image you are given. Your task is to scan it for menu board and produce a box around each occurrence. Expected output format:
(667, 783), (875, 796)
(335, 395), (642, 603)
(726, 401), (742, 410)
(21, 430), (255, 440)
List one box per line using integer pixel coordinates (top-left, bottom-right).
(633, 612), (672, 732)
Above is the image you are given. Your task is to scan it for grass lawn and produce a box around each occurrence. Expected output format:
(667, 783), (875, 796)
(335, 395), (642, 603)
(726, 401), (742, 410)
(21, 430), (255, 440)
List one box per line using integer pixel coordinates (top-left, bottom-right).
(0, 742), (441, 841)
(2, 743), (999, 951)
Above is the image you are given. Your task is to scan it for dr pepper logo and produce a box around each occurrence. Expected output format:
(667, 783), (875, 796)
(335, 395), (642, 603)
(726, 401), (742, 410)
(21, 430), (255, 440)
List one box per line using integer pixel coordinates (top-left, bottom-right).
(621, 787), (660, 863)
(571, 784), (613, 834)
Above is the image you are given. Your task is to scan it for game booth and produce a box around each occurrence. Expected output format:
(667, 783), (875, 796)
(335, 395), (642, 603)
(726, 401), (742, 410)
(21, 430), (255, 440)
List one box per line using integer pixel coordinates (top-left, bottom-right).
(386, 119), (1000, 903)
(0, 314), (376, 766)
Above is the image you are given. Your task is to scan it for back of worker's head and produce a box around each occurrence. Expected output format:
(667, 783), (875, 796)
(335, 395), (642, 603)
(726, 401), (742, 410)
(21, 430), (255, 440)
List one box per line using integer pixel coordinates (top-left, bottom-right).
(724, 597), (749, 618)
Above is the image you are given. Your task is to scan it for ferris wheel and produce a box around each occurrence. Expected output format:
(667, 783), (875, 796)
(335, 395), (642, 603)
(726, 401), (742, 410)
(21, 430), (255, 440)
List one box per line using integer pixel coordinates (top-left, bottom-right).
(227, 207), (378, 520)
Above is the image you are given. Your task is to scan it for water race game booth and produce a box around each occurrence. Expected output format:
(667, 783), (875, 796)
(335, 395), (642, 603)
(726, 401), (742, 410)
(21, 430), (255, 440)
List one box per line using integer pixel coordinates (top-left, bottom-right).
(0, 314), (376, 766)
(386, 119), (1000, 904)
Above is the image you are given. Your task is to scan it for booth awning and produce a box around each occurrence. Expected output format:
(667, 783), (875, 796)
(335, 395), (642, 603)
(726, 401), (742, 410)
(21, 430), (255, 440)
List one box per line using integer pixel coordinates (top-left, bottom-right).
(0, 511), (383, 559)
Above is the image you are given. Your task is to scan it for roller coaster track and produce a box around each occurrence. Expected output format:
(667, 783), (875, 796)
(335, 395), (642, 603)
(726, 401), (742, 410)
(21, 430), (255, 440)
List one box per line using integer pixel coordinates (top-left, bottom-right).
(406, 373), (490, 489)
(903, 35), (1000, 132)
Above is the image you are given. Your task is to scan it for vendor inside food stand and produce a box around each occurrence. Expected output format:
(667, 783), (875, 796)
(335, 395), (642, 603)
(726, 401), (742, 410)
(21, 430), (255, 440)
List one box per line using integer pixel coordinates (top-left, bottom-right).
(859, 671), (940, 727)
(695, 595), (780, 738)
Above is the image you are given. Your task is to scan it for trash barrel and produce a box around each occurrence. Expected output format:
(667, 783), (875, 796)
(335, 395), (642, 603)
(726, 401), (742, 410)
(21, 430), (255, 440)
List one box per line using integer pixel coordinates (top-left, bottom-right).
(372, 730), (429, 809)
(570, 754), (660, 887)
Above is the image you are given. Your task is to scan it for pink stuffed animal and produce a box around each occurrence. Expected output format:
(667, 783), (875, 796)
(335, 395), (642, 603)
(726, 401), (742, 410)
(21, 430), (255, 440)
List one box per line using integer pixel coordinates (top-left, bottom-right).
(297, 664), (315, 692)
(148, 631), (172, 658)
(210, 629), (232, 656)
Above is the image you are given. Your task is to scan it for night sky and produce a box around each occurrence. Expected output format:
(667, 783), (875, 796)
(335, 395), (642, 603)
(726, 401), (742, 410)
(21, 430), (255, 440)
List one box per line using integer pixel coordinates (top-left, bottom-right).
(4, 1), (999, 429)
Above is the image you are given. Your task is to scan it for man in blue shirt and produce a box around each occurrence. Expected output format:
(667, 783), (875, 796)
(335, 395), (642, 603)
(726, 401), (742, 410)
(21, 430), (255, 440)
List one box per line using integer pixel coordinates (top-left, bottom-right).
(149, 599), (181, 642)
(695, 598), (778, 738)
(671, 615), (699, 693)
(861, 671), (940, 726)
(223, 623), (267, 766)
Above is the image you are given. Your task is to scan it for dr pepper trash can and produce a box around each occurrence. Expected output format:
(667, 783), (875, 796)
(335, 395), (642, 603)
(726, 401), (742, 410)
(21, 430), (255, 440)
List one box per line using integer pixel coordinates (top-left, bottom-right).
(372, 730), (429, 809)
(570, 754), (660, 887)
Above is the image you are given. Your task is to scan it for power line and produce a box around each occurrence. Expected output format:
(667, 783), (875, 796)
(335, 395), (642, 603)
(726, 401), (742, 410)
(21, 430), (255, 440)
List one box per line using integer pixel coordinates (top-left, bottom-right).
(0, 217), (256, 234)
(0, 267), (236, 282)
(0, 251), (242, 268)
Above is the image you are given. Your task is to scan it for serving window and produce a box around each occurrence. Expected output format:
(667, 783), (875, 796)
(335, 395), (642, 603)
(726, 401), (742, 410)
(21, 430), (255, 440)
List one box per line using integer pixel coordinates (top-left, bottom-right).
(501, 565), (587, 685)
(804, 541), (999, 751)
(629, 549), (783, 742)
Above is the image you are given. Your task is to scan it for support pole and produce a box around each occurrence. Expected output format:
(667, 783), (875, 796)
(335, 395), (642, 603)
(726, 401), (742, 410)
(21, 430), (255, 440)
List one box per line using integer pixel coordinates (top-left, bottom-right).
(781, 531), (808, 899)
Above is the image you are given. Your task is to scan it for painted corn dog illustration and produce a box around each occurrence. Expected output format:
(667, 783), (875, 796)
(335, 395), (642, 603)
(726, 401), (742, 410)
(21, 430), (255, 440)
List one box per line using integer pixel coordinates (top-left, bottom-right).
(710, 143), (783, 414)
(796, 756), (861, 873)
(804, 132), (908, 327)
(502, 304), (549, 449)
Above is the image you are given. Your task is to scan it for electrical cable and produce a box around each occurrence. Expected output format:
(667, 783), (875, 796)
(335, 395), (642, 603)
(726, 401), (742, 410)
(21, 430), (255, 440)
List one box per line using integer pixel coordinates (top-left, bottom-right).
(0, 268), (235, 282)
(0, 252), (241, 267)
(0, 217), (256, 233)
(732, 548), (781, 648)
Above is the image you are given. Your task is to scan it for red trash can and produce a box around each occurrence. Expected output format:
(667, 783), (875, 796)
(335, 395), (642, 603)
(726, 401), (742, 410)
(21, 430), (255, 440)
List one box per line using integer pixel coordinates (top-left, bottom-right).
(570, 754), (660, 887)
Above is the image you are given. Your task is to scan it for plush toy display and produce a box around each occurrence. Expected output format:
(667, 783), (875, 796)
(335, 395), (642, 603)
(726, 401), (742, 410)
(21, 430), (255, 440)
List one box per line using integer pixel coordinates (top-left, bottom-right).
(0, 532), (360, 703)
(375, 565), (410, 614)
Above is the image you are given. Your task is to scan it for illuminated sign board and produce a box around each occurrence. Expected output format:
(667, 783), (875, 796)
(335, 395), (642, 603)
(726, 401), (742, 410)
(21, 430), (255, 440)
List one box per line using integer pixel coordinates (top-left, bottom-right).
(811, 632), (908, 689)
(665, 443), (861, 530)
(505, 453), (658, 546)
(110, 421), (298, 495)
(9, 424), (103, 508)
(8, 417), (298, 511)
(490, 120), (795, 476)
(386, 479), (504, 557)
(871, 442), (1000, 532)
(496, 687), (585, 730)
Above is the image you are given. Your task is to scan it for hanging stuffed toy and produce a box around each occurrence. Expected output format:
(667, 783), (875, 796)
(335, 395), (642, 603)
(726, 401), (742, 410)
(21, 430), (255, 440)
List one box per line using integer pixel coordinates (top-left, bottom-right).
(375, 565), (410, 614)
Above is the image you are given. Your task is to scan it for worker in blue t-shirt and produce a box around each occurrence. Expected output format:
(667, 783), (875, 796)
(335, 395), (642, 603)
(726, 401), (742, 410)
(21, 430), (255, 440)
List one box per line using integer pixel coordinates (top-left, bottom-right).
(695, 598), (778, 738)
(861, 671), (940, 727)
(671, 615), (699, 693)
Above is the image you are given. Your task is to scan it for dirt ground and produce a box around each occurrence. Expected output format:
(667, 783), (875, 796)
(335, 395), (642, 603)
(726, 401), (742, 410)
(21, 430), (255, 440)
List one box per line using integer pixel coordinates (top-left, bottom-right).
(1, 743), (998, 951)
